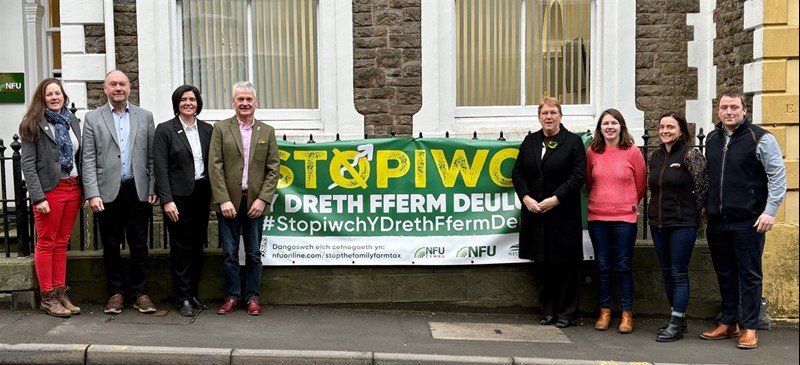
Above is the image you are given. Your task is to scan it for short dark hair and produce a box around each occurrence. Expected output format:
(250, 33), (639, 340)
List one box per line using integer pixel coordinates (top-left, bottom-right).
(718, 90), (747, 110)
(171, 85), (203, 116)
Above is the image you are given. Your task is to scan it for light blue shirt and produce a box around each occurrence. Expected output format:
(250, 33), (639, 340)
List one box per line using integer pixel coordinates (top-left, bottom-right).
(110, 104), (133, 181)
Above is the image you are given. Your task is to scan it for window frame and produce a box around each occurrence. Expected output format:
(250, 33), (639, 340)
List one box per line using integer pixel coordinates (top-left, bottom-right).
(416, 0), (644, 140)
(136, 0), (362, 137)
(174, 0), (322, 125)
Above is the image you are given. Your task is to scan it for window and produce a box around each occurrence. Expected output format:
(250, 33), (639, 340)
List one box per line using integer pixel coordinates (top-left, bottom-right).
(455, 0), (590, 107)
(178, 0), (319, 110)
(47, 0), (62, 78)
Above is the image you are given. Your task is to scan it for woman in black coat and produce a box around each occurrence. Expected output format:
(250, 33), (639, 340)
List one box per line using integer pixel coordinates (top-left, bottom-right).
(512, 96), (587, 328)
(153, 85), (213, 317)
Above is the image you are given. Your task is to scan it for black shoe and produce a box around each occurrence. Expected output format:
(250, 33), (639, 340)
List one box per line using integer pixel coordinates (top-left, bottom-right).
(178, 300), (196, 317)
(539, 315), (557, 325)
(656, 315), (685, 342)
(555, 319), (574, 328)
(658, 316), (687, 335)
(190, 297), (209, 310)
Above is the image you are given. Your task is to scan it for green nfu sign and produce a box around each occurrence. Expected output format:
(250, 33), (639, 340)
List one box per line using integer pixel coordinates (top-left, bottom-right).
(0, 73), (25, 103)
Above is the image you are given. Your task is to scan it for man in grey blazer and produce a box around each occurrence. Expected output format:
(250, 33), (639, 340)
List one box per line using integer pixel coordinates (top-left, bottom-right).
(82, 70), (158, 315)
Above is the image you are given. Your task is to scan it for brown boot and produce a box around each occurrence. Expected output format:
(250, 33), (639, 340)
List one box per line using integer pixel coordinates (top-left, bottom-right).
(40, 290), (71, 318)
(594, 308), (611, 330)
(54, 286), (81, 315)
(618, 311), (633, 333)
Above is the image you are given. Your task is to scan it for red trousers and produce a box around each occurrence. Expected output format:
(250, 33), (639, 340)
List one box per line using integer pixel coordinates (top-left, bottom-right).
(33, 177), (82, 292)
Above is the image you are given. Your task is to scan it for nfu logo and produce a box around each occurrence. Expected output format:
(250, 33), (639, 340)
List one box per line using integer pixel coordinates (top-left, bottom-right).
(0, 82), (23, 92)
(414, 246), (445, 259)
(508, 244), (519, 256)
(456, 245), (496, 258)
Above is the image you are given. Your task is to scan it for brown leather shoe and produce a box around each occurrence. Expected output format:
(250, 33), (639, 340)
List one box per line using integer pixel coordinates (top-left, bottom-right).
(737, 329), (758, 349)
(133, 295), (157, 314)
(595, 308), (611, 331)
(53, 286), (81, 315)
(700, 323), (740, 340)
(246, 298), (263, 316)
(618, 311), (633, 334)
(103, 293), (124, 314)
(217, 298), (239, 315)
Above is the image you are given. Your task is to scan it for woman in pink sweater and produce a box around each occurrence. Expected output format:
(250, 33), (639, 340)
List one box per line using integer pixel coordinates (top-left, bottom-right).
(586, 108), (646, 333)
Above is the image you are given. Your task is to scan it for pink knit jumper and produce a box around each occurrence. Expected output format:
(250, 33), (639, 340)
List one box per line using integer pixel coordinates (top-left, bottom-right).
(586, 146), (647, 223)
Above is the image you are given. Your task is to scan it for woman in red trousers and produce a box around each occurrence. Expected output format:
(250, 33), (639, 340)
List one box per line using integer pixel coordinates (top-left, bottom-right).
(19, 78), (83, 317)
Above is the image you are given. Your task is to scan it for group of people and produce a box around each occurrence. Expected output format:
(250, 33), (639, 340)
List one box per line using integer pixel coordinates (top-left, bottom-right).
(512, 95), (786, 349)
(19, 71), (280, 318)
(20, 72), (787, 349)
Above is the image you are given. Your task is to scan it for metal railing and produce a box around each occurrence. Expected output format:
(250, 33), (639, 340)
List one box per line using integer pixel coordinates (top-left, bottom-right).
(1, 119), (708, 257)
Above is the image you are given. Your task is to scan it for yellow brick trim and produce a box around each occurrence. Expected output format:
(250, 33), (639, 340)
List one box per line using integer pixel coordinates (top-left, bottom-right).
(760, 93), (800, 123)
(786, 159), (799, 190)
(762, 26), (799, 58)
(764, 0), (789, 25)
(789, 60), (799, 93)
(762, 60), (788, 91)
(786, 126), (799, 159)
(763, 125), (787, 149)
(763, 223), (799, 318)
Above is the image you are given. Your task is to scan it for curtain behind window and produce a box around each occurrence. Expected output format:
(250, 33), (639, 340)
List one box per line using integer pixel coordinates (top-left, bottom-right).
(181, 0), (318, 110)
(456, 0), (590, 107)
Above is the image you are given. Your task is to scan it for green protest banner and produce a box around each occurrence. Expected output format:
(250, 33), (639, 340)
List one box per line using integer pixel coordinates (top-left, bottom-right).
(264, 134), (591, 265)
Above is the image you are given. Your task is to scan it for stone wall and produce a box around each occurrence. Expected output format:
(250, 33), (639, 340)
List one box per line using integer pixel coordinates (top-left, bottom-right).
(352, 0), (421, 137)
(635, 1), (700, 141)
(85, 0), (140, 109)
(714, 0), (754, 107)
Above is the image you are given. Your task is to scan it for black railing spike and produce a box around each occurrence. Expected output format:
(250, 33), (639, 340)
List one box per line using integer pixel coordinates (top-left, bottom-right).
(364, 133), (368, 140)
(69, 102), (77, 115)
(391, 130), (396, 138)
(528, 130), (532, 135)
(641, 128), (651, 145)
(472, 131), (478, 140)
(418, 132), (423, 138)
(335, 133), (341, 141)
(445, 131), (450, 138)
(697, 127), (706, 146)
(282, 134), (287, 141)
(307, 134), (316, 143)
(497, 131), (506, 141)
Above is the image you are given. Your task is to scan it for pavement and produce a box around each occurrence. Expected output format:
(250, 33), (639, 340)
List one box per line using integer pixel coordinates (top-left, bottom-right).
(0, 302), (797, 365)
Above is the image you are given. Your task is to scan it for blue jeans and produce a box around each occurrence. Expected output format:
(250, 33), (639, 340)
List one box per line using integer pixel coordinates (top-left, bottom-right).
(706, 217), (765, 329)
(217, 199), (265, 302)
(588, 221), (637, 311)
(650, 226), (697, 314)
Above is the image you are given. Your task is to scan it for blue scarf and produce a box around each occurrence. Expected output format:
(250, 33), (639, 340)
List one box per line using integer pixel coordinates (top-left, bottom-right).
(44, 107), (74, 172)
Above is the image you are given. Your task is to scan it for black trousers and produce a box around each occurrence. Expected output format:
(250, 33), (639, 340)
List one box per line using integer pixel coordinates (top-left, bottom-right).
(97, 180), (152, 300)
(536, 261), (581, 321)
(165, 178), (211, 301)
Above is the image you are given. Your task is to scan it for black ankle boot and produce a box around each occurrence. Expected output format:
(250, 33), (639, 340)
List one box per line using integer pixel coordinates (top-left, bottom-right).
(657, 316), (687, 334)
(656, 315), (685, 342)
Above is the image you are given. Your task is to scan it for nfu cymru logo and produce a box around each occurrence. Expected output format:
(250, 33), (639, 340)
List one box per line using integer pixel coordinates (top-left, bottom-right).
(456, 245), (496, 258)
(0, 73), (25, 103)
(508, 244), (519, 257)
(414, 246), (445, 259)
